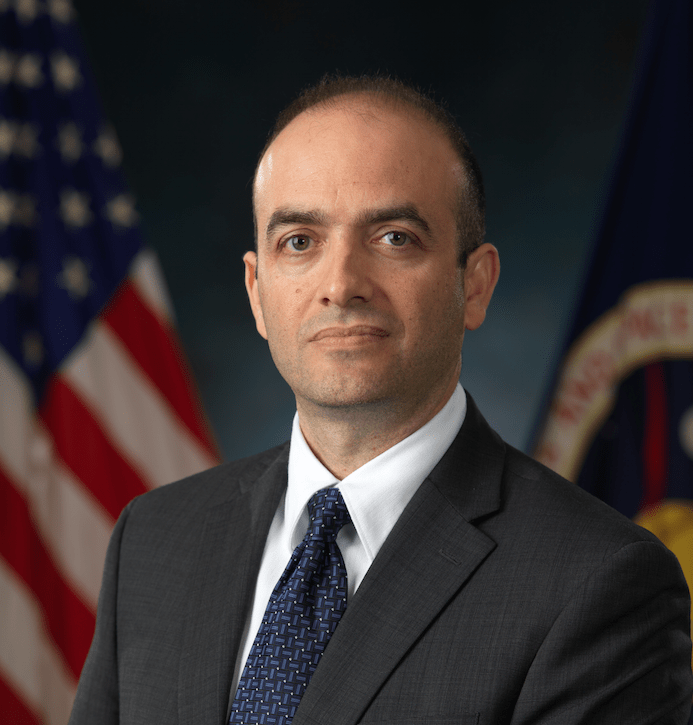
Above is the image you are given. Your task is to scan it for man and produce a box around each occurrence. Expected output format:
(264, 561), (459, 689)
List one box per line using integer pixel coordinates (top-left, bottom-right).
(70, 75), (693, 724)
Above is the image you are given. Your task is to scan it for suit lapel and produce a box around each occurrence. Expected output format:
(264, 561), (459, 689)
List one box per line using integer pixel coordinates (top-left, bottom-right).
(178, 446), (289, 725)
(293, 395), (506, 725)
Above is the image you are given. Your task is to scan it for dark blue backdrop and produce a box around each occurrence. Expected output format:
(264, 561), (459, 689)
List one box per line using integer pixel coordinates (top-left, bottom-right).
(72, 0), (649, 460)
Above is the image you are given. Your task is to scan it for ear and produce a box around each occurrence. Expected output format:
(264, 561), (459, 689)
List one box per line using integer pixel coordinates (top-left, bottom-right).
(463, 243), (500, 331)
(243, 251), (268, 340)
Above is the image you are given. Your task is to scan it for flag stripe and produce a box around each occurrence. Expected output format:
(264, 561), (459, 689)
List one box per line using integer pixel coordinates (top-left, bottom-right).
(0, 348), (110, 610)
(0, 558), (77, 725)
(39, 377), (149, 520)
(130, 248), (176, 326)
(0, 671), (40, 725)
(102, 281), (217, 459)
(62, 322), (217, 490)
(642, 362), (669, 508)
(26, 448), (112, 611)
(0, 469), (94, 680)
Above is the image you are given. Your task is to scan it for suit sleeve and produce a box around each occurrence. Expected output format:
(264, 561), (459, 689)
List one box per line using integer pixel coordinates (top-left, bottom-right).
(511, 540), (693, 724)
(68, 499), (135, 725)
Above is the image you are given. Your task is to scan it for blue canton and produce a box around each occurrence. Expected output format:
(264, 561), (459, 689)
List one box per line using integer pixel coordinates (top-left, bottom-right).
(229, 487), (351, 725)
(0, 5), (144, 402)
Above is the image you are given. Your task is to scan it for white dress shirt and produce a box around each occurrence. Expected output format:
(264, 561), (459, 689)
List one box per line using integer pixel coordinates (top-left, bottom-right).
(231, 384), (467, 692)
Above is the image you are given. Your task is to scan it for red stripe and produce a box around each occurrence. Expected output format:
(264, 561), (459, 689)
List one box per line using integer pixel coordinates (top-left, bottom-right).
(642, 363), (669, 508)
(39, 378), (148, 520)
(0, 675), (40, 725)
(0, 465), (95, 680)
(102, 282), (219, 460)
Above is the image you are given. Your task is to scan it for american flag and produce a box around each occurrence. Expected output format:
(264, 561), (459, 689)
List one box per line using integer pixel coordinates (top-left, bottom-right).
(0, 2), (220, 722)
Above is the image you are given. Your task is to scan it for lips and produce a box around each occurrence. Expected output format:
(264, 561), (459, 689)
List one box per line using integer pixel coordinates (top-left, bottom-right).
(311, 325), (388, 341)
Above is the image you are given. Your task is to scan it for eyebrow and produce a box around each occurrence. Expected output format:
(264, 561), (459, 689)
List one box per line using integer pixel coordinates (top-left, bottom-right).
(355, 205), (431, 235)
(265, 209), (329, 239)
(265, 204), (431, 239)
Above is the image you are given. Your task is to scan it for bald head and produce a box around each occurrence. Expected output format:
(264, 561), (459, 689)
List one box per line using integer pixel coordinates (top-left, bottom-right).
(252, 75), (485, 267)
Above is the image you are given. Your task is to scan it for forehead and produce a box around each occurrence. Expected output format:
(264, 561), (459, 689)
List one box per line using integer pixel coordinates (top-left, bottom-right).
(254, 98), (463, 235)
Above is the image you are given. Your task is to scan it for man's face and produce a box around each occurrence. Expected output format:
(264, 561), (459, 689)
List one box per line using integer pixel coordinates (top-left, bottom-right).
(246, 97), (492, 420)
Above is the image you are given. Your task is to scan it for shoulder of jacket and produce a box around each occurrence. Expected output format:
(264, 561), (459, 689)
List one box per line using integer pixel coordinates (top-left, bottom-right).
(497, 443), (666, 552)
(124, 440), (290, 519)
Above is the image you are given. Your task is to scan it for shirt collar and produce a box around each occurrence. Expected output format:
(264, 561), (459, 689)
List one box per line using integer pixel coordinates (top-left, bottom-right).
(285, 384), (467, 560)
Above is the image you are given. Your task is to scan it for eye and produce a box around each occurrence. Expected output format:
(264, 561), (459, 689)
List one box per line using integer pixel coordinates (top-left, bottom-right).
(382, 231), (412, 247)
(285, 235), (313, 252)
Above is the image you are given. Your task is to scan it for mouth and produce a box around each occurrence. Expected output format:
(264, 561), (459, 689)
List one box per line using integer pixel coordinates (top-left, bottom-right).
(311, 325), (388, 341)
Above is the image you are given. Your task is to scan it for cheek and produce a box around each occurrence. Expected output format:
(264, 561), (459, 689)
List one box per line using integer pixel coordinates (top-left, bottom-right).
(417, 280), (466, 338)
(260, 289), (301, 342)
(411, 273), (464, 316)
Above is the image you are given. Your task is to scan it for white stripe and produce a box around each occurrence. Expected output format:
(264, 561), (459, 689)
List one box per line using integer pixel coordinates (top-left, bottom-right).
(62, 322), (216, 490)
(0, 346), (111, 610)
(130, 248), (176, 325)
(0, 558), (76, 725)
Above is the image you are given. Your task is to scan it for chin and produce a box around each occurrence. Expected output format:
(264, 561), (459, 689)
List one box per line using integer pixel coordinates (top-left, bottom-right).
(298, 378), (395, 411)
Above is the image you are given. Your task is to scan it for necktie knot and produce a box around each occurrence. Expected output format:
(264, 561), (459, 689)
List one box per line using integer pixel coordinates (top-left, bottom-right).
(307, 487), (350, 541)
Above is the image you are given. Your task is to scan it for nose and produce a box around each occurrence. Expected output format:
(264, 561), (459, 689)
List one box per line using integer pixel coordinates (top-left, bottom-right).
(318, 238), (373, 308)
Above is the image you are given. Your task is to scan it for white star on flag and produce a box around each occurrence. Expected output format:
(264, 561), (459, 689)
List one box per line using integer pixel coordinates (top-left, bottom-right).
(58, 122), (82, 162)
(60, 188), (92, 228)
(93, 125), (122, 167)
(15, 0), (41, 24)
(57, 255), (93, 299)
(0, 257), (18, 300)
(106, 194), (139, 228)
(47, 0), (73, 23)
(15, 53), (44, 88)
(50, 52), (81, 92)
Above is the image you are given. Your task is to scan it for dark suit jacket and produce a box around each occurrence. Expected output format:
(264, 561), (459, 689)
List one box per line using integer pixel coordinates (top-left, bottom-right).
(69, 396), (693, 724)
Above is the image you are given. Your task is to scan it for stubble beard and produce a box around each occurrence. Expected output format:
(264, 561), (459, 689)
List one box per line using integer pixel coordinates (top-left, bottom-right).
(275, 342), (463, 429)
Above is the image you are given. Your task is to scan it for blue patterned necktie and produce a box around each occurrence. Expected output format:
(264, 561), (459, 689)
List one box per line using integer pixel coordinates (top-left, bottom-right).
(229, 487), (351, 725)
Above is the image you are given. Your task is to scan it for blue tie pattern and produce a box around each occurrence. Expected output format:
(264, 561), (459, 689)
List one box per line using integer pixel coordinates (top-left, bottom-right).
(229, 487), (351, 725)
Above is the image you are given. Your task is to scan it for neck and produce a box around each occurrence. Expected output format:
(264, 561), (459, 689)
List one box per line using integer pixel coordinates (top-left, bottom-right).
(296, 377), (459, 479)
